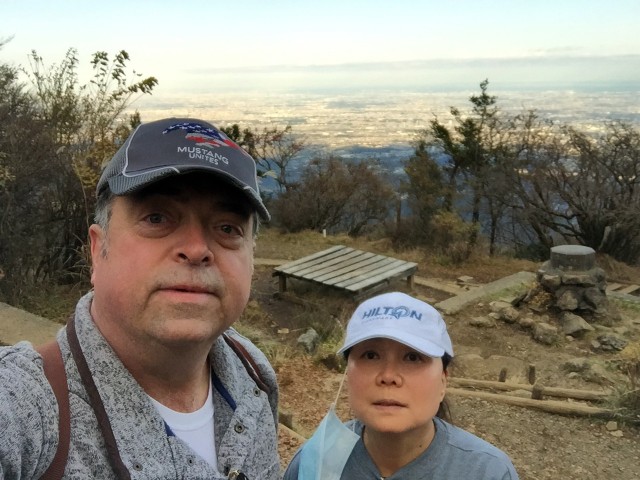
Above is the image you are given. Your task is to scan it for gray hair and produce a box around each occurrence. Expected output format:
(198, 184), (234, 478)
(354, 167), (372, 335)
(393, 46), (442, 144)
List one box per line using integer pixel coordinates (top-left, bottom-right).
(94, 188), (115, 233)
(93, 188), (115, 258)
(93, 186), (260, 239)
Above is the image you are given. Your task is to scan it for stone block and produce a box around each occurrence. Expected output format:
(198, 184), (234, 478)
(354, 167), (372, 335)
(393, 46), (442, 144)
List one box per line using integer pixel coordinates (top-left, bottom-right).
(550, 245), (595, 271)
(555, 288), (580, 310)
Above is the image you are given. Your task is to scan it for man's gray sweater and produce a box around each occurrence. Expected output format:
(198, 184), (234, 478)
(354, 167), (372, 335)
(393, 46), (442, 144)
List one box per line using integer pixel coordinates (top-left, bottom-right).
(0, 292), (280, 479)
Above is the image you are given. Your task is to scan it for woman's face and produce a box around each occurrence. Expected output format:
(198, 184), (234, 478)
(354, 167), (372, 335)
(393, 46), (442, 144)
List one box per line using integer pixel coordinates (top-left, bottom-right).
(346, 338), (447, 436)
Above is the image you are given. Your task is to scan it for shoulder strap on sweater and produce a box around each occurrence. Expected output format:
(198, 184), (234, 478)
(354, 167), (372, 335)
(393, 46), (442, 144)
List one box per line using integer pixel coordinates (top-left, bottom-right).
(66, 316), (131, 480)
(36, 340), (70, 480)
(35, 327), (268, 480)
(222, 333), (271, 394)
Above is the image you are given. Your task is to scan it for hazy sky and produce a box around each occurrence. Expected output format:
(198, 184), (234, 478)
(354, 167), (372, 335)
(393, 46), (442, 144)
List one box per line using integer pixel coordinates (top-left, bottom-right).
(2, 0), (639, 93)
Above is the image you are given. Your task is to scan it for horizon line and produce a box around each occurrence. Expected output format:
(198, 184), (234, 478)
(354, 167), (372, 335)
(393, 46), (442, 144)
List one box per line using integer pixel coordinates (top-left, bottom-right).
(185, 54), (640, 74)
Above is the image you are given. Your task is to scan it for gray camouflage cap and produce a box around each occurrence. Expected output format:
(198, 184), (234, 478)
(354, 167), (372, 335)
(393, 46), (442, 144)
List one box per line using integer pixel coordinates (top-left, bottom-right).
(96, 117), (270, 221)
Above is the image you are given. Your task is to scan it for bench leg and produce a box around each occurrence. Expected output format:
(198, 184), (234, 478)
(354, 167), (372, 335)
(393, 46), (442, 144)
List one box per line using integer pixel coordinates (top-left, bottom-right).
(407, 274), (415, 291)
(279, 275), (287, 292)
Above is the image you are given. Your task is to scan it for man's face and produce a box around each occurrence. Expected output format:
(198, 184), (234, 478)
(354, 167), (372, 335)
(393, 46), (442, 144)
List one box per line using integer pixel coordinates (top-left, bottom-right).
(89, 175), (255, 350)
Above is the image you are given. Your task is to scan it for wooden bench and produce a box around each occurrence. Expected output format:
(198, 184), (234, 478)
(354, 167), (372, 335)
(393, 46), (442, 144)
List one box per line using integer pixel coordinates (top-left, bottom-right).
(272, 245), (417, 298)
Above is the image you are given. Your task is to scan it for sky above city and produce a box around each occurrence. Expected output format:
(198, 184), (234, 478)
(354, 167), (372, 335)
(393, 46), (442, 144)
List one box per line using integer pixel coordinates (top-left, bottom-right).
(2, 0), (639, 94)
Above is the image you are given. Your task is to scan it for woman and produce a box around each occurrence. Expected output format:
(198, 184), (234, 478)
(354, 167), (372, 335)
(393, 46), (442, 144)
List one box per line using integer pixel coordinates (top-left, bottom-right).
(284, 291), (519, 479)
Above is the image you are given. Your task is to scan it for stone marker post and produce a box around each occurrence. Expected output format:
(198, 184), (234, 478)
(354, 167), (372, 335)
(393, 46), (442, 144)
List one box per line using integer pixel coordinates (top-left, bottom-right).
(536, 245), (609, 319)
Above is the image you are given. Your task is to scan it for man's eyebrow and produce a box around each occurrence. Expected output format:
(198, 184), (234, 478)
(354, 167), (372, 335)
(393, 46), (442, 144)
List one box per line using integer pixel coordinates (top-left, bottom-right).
(214, 199), (253, 218)
(133, 186), (253, 218)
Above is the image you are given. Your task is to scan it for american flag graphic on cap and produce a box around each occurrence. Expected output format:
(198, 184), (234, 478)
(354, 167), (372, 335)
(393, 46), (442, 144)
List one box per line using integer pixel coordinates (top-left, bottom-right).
(163, 121), (244, 151)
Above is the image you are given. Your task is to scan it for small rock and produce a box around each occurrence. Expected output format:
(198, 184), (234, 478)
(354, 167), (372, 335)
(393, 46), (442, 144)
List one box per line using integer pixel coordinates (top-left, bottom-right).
(597, 334), (628, 352)
(297, 328), (320, 354)
(605, 421), (618, 431)
(517, 316), (536, 329)
(561, 312), (595, 337)
(610, 430), (624, 437)
(532, 322), (560, 346)
(469, 316), (496, 328)
(489, 301), (520, 323)
(563, 358), (590, 372)
(556, 289), (580, 310)
(528, 304), (547, 314)
(489, 301), (512, 313)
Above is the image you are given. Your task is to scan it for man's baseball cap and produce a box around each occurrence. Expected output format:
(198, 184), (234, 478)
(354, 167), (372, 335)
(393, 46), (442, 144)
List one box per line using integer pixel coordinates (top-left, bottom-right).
(96, 117), (270, 221)
(338, 291), (454, 357)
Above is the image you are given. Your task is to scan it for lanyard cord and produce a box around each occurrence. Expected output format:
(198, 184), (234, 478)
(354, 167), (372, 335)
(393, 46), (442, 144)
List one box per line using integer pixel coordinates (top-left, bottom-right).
(331, 371), (348, 410)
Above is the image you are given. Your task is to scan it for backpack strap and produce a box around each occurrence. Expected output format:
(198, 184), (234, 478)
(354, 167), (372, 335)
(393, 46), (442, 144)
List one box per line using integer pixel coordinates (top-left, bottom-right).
(222, 333), (270, 394)
(36, 340), (70, 480)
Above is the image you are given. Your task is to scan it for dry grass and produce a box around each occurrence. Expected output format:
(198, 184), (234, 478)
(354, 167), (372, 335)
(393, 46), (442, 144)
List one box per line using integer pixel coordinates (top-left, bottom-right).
(604, 342), (640, 424)
(256, 229), (640, 285)
(18, 284), (85, 324)
(254, 229), (410, 263)
(596, 253), (640, 283)
(255, 228), (539, 283)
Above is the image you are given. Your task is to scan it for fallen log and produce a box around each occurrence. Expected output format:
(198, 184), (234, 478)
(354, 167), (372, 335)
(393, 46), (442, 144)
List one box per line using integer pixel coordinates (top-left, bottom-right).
(449, 377), (609, 402)
(447, 387), (613, 418)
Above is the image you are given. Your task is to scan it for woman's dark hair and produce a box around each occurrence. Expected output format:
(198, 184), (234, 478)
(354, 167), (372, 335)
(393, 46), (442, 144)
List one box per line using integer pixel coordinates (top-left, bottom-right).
(436, 353), (453, 423)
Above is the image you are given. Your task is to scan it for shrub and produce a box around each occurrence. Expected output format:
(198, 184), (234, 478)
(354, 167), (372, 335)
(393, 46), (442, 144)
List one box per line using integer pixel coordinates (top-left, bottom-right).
(615, 342), (640, 423)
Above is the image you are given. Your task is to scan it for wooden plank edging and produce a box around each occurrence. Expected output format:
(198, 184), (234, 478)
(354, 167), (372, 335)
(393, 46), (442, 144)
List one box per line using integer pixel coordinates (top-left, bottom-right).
(449, 378), (610, 402)
(447, 387), (612, 418)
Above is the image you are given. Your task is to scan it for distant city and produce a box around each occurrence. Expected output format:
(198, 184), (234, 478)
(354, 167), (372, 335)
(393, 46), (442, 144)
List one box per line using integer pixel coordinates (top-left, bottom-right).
(131, 86), (638, 192)
(134, 87), (639, 150)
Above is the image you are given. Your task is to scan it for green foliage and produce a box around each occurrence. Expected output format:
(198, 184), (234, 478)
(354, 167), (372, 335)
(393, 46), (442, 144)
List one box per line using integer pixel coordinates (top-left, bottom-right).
(607, 342), (640, 423)
(26, 49), (158, 190)
(500, 116), (640, 264)
(273, 156), (395, 236)
(411, 80), (509, 254)
(406, 79), (640, 264)
(401, 139), (447, 245)
(0, 48), (156, 302)
(15, 283), (82, 324)
(429, 211), (478, 264)
(221, 123), (304, 192)
(556, 122), (640, 263)
(609, 297), (640, 316)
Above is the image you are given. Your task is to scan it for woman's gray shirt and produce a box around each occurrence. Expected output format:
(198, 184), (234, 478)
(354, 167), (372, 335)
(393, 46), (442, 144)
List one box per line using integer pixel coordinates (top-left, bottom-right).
(0, 292), (280, 479)
(284, 417), (519, 480)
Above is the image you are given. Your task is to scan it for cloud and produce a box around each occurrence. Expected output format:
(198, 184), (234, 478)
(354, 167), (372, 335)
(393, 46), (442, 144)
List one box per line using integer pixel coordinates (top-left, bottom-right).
(168, 54), (639, 95)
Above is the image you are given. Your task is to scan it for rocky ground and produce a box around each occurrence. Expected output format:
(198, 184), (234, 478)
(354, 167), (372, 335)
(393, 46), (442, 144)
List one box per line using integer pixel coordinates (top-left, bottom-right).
(245, 244), (640, 480)
(3, 230), (639, 479)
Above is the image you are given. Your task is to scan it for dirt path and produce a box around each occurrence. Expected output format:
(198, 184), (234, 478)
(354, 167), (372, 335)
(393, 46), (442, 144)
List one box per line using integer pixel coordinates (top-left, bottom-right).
(250, 260), (640, 479)
(3, 257), (639, 479)
(0, 301), (59, 346)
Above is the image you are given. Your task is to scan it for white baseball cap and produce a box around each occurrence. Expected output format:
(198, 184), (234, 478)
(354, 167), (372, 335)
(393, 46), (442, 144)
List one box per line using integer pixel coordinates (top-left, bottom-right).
(338, 292), (454, 357)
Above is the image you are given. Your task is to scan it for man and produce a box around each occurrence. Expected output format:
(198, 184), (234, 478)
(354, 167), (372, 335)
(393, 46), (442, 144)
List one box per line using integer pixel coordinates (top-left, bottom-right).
(0, 118), (280, 479)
